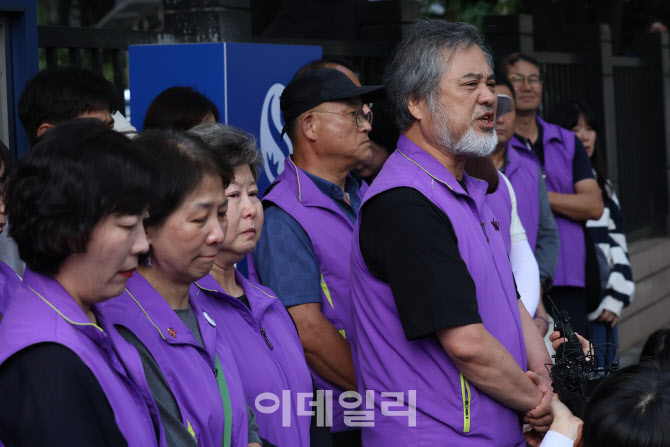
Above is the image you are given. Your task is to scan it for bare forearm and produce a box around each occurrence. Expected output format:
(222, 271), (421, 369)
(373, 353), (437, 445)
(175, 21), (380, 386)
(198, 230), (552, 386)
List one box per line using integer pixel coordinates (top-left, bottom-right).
(288, 303), (357, 391)
(438, 326), (542, 412)
(303, 332), (356, 392)
(547, 191), (603, 221)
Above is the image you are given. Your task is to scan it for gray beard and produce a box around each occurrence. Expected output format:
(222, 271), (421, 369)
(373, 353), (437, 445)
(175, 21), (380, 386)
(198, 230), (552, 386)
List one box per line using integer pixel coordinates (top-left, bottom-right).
(432, 102), (498, 158)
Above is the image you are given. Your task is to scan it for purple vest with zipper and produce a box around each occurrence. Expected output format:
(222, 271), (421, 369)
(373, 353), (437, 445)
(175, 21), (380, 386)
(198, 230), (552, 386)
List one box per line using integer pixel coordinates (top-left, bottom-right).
(253, 156), (359, 432)
(485, 172), (513, 254)
(0, 261), (21, 318)
(349, 136), (527, 446)
(509, 117), (585, 287)
(504, 145), (541, 251)
(195, 271), (312, 447)
(0, 269), (164, 447)
(98, 272), (249, 447)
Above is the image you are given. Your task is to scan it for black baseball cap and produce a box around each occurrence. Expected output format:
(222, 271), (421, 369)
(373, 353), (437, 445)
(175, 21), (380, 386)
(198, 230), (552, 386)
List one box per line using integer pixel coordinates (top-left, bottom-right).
(280, 68), (385, 138)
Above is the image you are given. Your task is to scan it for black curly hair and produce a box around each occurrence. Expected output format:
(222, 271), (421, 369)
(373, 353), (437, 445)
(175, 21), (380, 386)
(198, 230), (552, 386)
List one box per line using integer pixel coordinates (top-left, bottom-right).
(5, 119), (154, 276)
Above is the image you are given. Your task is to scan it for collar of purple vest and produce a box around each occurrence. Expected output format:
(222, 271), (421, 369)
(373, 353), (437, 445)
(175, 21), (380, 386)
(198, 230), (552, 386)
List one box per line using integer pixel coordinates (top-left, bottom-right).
(396, 135), (489, 209)
(20, 268), (110, 345)
(280, 156), (351, 213)
(194, 271), (278, 323)
(123, 272), (217, 365)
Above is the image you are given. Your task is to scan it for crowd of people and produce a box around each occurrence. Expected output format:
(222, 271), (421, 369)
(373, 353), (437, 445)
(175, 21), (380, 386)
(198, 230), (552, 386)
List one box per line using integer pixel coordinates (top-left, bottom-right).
(0, 17), (646, 447)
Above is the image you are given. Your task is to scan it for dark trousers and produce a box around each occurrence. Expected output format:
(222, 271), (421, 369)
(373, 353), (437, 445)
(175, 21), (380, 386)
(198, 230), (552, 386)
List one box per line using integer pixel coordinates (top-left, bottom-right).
(310, 421), (361, 447)
(545, 286), (590, 337)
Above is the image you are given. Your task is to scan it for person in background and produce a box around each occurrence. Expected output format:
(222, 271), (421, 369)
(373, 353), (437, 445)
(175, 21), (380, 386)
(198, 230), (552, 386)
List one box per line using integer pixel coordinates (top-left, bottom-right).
(98, 131), (260, 447)
(143, 86), (219, 131)
(6, 67), (121, 277)
(0, 141), (20, 320)
(502, 53), (604, 337)
(349, 19), (552, 446)
(357, 99), (398, 184)
(251, 68), (384, 447)
(0, 120), (162, 446)
(190, 122), (312, 447)
(489, 74), (559, 336)
(553, 98), (634, 365)
(18, 67), (118, 146)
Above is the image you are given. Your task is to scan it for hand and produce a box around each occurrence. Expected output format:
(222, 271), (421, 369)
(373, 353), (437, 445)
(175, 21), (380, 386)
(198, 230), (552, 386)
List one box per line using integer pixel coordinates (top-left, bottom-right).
(549, 330), (590, 355)
(248, 443), (262, 447)
(547, 394), (583, 441)
(597, 309), (618, 328)
(524, 371), (554, 431)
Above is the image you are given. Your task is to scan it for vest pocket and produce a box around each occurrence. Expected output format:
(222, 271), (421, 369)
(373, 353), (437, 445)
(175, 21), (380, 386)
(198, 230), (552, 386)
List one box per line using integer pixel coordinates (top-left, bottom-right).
(460, 373), (471, 433)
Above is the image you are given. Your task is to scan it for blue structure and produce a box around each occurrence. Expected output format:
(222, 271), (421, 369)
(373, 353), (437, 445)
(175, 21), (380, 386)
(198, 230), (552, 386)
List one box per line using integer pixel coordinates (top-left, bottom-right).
(129, 42), (322, 194)
(0, 0), (39, 158)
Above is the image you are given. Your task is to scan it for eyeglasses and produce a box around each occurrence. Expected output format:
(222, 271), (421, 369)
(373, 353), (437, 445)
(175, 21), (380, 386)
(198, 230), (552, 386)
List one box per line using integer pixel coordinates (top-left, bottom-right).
(312, 109), (374, 127)
(508, 74), (542, 87)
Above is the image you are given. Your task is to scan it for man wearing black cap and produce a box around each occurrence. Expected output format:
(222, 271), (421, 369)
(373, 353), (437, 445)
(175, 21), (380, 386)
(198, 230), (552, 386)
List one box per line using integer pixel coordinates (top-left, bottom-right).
(251, 68), (383, 446)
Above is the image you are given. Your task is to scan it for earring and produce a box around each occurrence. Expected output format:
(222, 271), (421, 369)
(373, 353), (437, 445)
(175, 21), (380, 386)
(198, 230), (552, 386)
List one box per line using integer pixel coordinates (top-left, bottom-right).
(145, 248), (152, 268)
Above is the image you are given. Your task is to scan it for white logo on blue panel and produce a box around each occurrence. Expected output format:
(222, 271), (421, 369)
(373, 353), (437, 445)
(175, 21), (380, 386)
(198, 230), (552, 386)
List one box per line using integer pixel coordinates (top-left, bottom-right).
(260, 83), (293, 184)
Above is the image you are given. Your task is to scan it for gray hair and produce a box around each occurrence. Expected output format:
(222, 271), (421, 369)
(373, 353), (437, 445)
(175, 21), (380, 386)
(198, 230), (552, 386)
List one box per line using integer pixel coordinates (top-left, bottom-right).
(189, 122), (262, 180)
(384, 19), (494, 131)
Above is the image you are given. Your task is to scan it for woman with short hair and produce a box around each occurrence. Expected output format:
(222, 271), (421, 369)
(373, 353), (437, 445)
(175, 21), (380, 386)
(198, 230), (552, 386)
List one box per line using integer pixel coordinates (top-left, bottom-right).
(98, 130), (260, 447)
(0, 120), (162, 446)
(189, 122), (312, 447)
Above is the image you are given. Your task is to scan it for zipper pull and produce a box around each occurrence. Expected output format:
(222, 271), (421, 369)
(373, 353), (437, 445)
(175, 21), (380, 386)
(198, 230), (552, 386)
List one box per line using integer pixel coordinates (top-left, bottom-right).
(464, 399), (469, 417)
(480, 221), (489, 242)
(261, 327), (274, 350)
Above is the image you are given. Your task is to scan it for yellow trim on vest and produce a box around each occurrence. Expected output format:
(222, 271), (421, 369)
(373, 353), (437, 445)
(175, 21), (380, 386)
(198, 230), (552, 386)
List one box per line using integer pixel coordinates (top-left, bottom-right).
(248, 282), (277, 299)
(460, 373), (471, 433)
(338, 329), (346, 339)
(396, 148), (455, 192)
(28, 285), (104, 332)
(320, 273), (334, 309)
(288, 156), (303, 203)
(125, 288), (167, 341)
(187, 419), (197, 440)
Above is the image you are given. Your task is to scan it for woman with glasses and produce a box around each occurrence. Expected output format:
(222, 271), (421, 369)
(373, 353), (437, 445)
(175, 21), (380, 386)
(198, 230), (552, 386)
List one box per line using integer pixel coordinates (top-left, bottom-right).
(98, 130), (261, 447)
(190, 122), (312, 447)
(0, 121), (163, 446)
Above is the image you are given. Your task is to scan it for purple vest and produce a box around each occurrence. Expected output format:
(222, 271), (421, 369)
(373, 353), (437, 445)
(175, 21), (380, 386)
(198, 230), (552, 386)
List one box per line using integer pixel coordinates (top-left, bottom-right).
(256, 156), (358, 431)
(0, 269), (164, 447)
(349, 136), (527, 446)
(485, 172), (513, 254)
(98, 272), (249, 447)
(195, 271), (312, 447)
(510, 117), (585, 287)
(504, 145), (541, 251)
(0, 261), (21, 318)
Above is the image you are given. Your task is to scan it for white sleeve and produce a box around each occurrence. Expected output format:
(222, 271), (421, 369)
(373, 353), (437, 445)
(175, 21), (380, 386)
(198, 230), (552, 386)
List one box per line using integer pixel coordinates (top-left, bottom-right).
(511, 238), (541, 316)
(539, 430), (577, 447)
(501, 173), (527, 243)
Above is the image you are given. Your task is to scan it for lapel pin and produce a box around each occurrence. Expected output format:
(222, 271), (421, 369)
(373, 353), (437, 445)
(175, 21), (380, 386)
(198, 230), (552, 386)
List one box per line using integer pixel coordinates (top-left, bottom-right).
(491, 219), (500, 231)
(203, 311), (217, 327)
(167, 327), (177, 338)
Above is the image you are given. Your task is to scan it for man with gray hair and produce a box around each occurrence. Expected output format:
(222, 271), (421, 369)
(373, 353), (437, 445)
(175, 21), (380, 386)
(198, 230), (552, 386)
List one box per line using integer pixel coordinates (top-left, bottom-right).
(348, 19), (553, 445)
